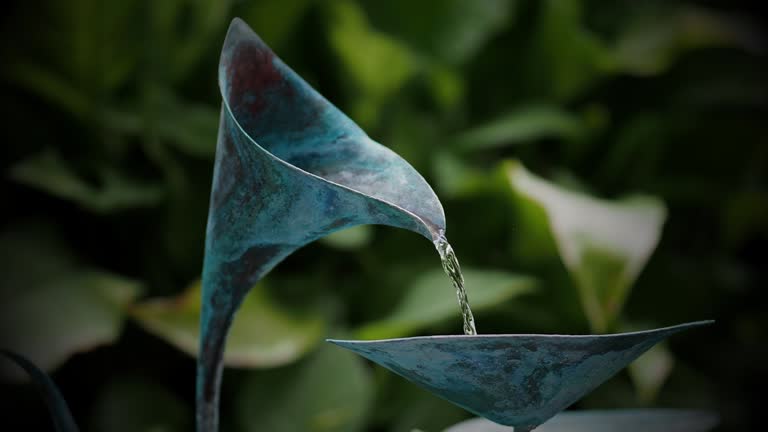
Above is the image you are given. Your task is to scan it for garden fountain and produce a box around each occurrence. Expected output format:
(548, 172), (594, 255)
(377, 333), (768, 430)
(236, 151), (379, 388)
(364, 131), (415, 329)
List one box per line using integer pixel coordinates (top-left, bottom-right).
(198, 18), (712, 432)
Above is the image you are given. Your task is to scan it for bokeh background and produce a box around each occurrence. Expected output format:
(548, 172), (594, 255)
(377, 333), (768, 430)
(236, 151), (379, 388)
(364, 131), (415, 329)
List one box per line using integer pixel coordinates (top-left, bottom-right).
(1, 0), (766, 431)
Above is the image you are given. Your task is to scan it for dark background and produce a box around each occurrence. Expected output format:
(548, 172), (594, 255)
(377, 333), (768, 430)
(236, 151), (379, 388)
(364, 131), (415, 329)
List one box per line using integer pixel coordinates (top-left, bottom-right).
(0, 0), (766, 431)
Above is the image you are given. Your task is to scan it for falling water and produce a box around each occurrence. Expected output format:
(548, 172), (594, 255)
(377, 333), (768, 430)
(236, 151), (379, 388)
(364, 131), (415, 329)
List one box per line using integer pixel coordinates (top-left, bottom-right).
(435, 234), (477, 335)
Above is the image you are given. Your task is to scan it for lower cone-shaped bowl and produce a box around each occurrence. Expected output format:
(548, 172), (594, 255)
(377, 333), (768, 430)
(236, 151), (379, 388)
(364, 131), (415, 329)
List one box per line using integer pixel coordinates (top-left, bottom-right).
(328, 321), (712, 431)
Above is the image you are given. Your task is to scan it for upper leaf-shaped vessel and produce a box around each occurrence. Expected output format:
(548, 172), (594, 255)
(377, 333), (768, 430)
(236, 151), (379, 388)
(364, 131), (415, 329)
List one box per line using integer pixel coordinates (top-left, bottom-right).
(198, 18), (445, 431)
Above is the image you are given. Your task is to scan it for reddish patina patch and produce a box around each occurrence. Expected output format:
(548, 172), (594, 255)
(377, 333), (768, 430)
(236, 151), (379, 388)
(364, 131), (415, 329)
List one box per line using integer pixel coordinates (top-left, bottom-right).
(227, 41), (284, 115)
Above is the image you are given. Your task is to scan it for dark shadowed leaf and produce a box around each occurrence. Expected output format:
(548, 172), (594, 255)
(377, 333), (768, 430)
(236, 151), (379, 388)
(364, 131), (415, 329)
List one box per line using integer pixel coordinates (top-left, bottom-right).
(361, 0), (514, 65)
(9, 149), (165, 212)
(0, 225), (141, 377)
(615, 6), (762, 76)
(89, 376), (191, 432)
(237, 344), (373, 432)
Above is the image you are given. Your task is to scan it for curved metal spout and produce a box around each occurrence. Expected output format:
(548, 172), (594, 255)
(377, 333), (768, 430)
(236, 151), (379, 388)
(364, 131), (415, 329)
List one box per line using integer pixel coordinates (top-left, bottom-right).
(197, 18), (445, 431)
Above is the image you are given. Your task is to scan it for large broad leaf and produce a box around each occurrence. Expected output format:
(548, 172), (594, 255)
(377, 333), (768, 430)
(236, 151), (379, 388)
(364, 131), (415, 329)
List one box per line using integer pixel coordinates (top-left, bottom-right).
(361, 0), (513, 65)
(131, 279), (325, 368)
(356, 268), (536, 340)
(236, 344), (373, 432)
(89, 376), (191, 432)
(0, 225), (141, 377)
(506, 161), (666, 333)
(9, 149), (165, 213)
(327, 0), (415, 126)
(444, 410), (718, 432)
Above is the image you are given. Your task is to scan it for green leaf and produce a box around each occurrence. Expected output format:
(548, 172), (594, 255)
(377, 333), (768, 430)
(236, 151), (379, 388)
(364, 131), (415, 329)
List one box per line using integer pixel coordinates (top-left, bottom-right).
(131, 279), (325, 368)
(89, 376), (191, 432)
(240, 0), (314, 49)
(327, 0), (415, 126)
(320, 225), (374, 250)
(0, 225), (141, 376)
(527, 0), (615, 101)
(236, 344), (373, 432)
(9, 149), (165, 212)
(453, 105), (584, 151)
(506, 161), (666, 333)
(361, 0), (514, 65)
(356, 268), (536, 339)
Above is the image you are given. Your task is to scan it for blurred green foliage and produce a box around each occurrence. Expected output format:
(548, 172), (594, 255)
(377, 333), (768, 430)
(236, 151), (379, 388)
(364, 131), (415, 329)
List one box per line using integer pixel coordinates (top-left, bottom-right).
(0, 0), (765, 431)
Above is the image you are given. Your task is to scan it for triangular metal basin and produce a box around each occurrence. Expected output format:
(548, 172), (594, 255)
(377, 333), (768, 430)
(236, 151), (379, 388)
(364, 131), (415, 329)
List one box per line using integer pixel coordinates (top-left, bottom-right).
(329, 321), (712, 431)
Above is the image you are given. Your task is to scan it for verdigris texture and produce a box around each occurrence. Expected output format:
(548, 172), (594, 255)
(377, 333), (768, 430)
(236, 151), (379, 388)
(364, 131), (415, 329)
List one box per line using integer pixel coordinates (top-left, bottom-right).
(198, 18), (445, 432)
(329, 321), (712, 432)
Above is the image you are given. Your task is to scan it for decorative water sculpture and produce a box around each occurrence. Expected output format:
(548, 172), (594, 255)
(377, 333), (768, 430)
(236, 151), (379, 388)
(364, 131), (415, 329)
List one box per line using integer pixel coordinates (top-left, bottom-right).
(199, 18), (713, 432)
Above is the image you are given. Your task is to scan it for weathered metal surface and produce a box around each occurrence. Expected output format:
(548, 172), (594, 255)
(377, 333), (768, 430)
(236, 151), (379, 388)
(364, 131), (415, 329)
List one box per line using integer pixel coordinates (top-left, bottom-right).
(444, 409), (718, 432)
(329, 321), (712, 431)
(198, 18), (445, 432)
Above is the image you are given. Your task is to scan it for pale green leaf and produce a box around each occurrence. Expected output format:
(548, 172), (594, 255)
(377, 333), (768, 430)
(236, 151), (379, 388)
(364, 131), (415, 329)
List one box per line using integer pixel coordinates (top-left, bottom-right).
(320, 225), (374, 250)
(131, 280), (325, 368)
(628, 342), (674, 404)
(506, 161), (666, 333)
(236, 344), (373, 432)
(356, 268), (536, 339)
